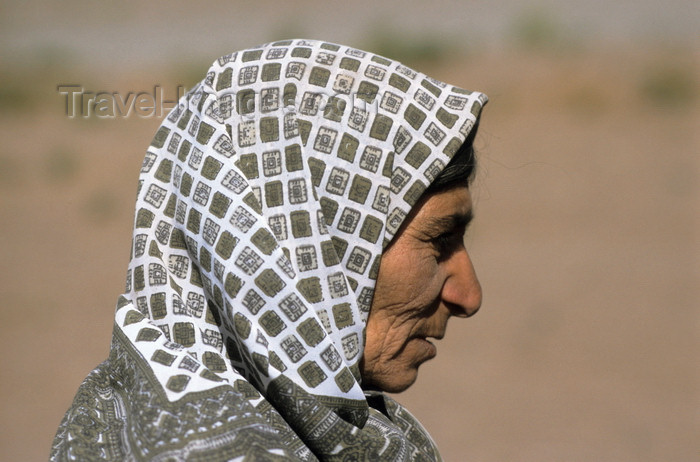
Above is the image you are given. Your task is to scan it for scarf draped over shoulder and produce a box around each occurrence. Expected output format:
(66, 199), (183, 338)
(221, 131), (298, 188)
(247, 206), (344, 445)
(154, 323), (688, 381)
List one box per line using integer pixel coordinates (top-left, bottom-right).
(51, 39), (487, 461)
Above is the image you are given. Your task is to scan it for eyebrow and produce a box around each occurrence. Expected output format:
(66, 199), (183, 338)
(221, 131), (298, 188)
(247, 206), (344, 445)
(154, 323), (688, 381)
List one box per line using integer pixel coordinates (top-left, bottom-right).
(423, 210), (474, 237)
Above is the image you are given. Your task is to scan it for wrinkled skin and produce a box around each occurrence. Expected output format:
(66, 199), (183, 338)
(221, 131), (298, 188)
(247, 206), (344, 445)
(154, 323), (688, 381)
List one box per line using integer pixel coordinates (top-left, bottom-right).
(361, 186), (482, 393)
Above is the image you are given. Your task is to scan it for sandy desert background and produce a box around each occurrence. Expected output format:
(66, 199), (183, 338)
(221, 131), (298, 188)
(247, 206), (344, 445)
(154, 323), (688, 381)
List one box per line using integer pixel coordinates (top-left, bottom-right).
(1, 1), (698, 461)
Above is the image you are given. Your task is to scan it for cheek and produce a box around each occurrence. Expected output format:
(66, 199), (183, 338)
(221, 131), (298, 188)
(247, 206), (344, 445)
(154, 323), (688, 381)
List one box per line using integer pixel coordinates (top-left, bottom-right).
(365, 247), (443, 369)
(404, 260), (445, 311)
(371, 254), (445, 332)
(396, 253), (442, 297)
(369, 269), (444, 352)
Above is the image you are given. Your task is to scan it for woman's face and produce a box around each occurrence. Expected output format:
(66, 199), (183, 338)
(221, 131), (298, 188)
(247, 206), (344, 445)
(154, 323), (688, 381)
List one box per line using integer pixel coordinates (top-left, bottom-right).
(361, 185), (482, 393)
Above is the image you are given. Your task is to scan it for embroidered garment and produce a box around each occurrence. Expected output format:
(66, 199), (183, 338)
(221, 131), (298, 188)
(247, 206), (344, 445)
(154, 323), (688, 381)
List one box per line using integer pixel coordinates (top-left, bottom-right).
(51, 39), (487, 461)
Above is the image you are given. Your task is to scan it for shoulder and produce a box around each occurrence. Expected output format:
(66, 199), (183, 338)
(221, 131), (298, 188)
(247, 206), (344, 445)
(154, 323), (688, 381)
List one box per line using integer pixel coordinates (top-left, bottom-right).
(51, 361), (313, 461)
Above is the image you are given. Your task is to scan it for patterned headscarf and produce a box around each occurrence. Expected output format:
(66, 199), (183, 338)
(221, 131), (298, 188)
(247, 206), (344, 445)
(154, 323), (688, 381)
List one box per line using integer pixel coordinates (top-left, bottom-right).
(52, 39), (487, 461)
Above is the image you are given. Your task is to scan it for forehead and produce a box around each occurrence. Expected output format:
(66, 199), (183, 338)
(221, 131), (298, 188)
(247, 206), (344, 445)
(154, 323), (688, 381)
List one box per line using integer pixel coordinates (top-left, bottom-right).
(411, 186), (472, 227)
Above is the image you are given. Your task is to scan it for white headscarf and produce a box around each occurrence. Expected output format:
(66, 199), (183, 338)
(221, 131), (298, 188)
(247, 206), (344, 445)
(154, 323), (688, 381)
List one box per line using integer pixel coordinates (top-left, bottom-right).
(52, 39), (487, 461)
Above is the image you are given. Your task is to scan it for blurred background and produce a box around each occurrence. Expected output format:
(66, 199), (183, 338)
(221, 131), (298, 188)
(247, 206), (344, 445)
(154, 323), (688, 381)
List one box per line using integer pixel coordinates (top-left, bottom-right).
(1, 1), (697, 460)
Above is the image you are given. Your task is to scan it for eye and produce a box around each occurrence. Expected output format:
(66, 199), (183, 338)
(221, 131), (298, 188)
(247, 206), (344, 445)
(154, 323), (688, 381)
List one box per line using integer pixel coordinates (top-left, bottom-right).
(433, 231), (462, 256)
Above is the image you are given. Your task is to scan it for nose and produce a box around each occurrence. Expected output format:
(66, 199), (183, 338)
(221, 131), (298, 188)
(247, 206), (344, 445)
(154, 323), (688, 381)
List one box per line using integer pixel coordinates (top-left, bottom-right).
(441, 246), (482, 317)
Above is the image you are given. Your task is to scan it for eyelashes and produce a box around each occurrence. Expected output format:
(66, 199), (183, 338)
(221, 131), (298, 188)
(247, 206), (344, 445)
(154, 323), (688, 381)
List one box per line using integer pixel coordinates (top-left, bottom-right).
(433, 232), (463, 256)
(433, 234), (452, 251)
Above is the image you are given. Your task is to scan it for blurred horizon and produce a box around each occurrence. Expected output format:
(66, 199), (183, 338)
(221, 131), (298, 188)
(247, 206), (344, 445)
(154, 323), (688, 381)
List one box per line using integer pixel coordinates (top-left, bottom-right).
(3, 0), (699, 67)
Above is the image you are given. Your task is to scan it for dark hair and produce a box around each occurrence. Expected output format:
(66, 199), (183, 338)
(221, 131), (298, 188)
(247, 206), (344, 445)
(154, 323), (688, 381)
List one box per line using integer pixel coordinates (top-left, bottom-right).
(425, 121), (479, 193)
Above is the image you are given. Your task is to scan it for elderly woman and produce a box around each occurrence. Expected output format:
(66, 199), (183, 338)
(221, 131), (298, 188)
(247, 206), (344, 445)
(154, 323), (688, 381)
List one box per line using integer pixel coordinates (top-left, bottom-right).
(52, 39), (486, 461)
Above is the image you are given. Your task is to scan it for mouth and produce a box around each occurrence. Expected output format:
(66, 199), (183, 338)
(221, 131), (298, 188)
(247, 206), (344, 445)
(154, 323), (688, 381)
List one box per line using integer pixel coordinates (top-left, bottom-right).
(415, 333), (443, 358)
(418, 338), (438, 358)
(423, 332), (445, 341)
(408, 327), (446, 360)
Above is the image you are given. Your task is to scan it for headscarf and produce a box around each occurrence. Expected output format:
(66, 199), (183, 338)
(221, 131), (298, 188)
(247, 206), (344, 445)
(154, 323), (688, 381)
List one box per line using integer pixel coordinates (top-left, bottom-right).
(52, 39), (487, 461)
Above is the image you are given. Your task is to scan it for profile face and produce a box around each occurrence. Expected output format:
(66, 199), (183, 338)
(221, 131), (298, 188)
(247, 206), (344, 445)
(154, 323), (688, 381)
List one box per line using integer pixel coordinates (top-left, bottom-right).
(361, 185), (482, 393)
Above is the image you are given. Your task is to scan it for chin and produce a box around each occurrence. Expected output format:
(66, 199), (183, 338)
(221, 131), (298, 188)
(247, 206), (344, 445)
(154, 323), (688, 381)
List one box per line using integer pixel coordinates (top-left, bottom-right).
(366, 369), (419, 394)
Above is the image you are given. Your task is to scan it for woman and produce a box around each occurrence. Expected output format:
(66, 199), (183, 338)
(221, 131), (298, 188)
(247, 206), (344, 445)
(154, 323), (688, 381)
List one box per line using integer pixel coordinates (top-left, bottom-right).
(52, 39), (486, 461)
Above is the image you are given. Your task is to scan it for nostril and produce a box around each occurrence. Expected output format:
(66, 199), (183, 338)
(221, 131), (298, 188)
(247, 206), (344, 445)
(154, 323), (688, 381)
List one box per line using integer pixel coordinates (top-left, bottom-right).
(442, 278), (481, 318)
(446, 301), (470, 318)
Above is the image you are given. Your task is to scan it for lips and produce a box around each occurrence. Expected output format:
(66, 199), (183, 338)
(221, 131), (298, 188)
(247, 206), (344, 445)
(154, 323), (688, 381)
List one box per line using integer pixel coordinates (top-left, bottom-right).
(417, 337), (438, 358)
(421, 332), (445, 341)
